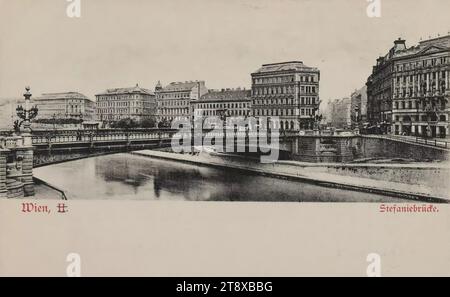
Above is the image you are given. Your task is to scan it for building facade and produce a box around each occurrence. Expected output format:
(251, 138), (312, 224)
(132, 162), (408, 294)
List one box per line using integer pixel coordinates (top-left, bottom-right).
(96, 84), (156, 124)
(328, 98), (352, 129)
(156, 81), (208, 124)
(350, 86), (368, 127)
(34, 92), (96, 121)
(251, 61), (320, 131)
(367, 35), (450, 137)
(192, 88), (252, 122)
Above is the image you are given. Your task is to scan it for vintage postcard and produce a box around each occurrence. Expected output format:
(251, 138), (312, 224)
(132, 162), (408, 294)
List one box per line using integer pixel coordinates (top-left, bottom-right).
(0, 0), (449, 280)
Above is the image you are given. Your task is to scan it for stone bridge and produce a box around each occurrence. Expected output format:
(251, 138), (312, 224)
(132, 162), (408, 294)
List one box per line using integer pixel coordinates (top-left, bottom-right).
(31, 129), (177, 167)
(30, 128), (296, 166)
(3, 128), (449, 169)
(2, 127), (449, 199)
(282, 133), (450, 162)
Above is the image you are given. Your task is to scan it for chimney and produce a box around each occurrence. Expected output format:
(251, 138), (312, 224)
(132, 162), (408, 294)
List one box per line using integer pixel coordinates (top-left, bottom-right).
(393, 38), (406, 52)
(376, 57), (383, 66)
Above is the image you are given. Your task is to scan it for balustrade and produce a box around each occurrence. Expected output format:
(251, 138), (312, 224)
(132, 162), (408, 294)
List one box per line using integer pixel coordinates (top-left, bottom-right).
(0, 136), (24, 149)
(30, 129), (177, 145)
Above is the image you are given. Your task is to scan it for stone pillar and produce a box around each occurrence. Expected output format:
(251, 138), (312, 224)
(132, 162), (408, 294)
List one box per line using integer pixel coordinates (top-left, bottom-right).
(292, 137), (299, 155)
(21, 147), (34, 197)
(0, 150), (7, 198)
(415, 74), (419, 96)
(393, 78), (397, 98)
(22, 133), (33, 147)
(405, 75), (409, 97)
(417, 74), (420, 93)
(314, 137), (321, 162)
(446, 70), (449, 90)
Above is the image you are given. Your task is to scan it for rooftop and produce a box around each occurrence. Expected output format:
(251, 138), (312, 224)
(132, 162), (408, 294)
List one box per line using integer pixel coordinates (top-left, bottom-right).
(253, 61), (318, 74)
(394, 35), (450, 58)
(96, 84), (154, 96)
(161, 81), (205, 92)
(375, 34), (450, 67)
(419, 34), (450, 47)
(36, 92), (93, 101)
(198, 88), (251, 102)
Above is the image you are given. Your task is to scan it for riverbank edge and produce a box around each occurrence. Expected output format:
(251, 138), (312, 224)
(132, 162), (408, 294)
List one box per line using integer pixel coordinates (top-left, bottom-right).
(33, 177), (67, 200)
(131, 150), (449, 204)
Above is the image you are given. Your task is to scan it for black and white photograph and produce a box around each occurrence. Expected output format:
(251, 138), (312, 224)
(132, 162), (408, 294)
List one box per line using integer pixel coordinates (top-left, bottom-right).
(0, 0), (449, 279)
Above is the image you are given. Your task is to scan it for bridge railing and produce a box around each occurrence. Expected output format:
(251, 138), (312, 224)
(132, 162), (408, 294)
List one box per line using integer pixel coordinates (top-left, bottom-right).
(362, 134), (449, 150)
(414, 137), (448, 149)
(31, 128), (289, 145)
(0, 130), (12, 137)
(31, 129), (177, 145)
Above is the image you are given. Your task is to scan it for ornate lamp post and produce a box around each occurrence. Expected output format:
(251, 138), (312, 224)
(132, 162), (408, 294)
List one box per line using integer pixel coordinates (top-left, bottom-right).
(13, 86), (38, 197)
(16, 86), (38, 146)
(351, 106), (361, 132)
(52, 114), (57, 131)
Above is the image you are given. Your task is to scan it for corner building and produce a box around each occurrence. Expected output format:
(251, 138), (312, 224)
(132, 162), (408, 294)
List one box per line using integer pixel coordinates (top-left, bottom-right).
(156, 81), (208, 123)
(367, 35), (450, 137)
(251, 61), (320, 131)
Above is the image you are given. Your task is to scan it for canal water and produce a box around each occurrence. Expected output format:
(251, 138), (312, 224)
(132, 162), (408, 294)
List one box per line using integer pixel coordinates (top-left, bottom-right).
(34, 153), (407, 202)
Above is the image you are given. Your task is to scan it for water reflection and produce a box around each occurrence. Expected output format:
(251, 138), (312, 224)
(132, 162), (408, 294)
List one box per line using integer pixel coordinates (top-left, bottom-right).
(34, 153), (407, 202)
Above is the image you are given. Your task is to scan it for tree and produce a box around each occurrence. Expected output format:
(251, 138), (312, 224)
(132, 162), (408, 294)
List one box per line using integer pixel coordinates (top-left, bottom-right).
(140, 118), (157, 128)
(158, 118), (171, 128)
(111, 118), (139, 129)
(33, 118), (82, 125)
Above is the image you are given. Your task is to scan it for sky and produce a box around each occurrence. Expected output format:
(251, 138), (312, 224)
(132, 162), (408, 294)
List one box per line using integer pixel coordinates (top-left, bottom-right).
(0, 0), (449, 104)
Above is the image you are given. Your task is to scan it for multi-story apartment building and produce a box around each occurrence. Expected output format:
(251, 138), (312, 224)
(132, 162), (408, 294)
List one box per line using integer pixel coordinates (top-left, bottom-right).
(367, 35), (450, 137)
(156, 81), (208, 123)
(34, 92), (96, 121)
(95, 84), (156, 124)
(350, 86), (368, 126)
(328, 98), (352, 129)
(192, 88), (252, 121)
(366, 53), (395, 134)
(251, 61), (320, 131)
